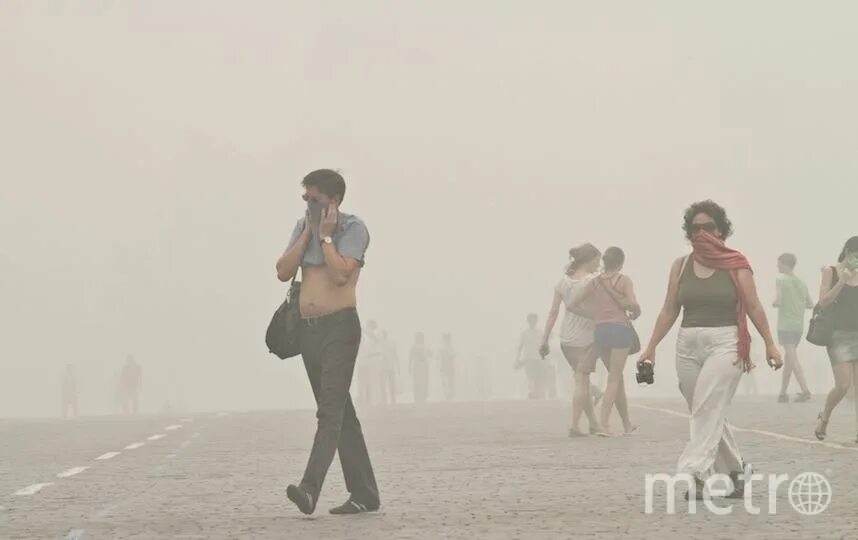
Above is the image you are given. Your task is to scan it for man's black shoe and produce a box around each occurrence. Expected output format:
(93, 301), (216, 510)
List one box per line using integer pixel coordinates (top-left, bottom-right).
(287, 484), (316, 515)
(329, 499), (379, 515)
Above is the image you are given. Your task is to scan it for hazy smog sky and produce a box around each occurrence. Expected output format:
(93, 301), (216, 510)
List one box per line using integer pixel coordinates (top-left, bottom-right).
(2, 1), (857, 417)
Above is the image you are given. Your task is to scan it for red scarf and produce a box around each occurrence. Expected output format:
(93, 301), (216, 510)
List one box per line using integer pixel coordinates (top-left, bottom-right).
(691, 231), (753, 362)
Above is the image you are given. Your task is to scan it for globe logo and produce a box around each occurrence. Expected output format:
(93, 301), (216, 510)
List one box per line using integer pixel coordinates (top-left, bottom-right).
(788, 472), (832, 516)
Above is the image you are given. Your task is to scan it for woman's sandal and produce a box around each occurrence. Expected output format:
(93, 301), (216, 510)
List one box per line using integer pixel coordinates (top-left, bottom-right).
(814, 413), (829, 441)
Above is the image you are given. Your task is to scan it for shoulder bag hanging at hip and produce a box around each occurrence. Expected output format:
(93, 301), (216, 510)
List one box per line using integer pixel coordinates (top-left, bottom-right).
(596, 276), (641, 355)
(265, 270), (302, 359)
(807, 267), (839, 347)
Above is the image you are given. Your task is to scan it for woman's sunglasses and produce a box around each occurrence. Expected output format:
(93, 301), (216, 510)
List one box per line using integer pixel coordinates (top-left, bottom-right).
(689, 222), (718, 234)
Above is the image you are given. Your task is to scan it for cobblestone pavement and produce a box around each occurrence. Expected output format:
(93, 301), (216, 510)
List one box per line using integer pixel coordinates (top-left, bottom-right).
(3, 394), (858, 539)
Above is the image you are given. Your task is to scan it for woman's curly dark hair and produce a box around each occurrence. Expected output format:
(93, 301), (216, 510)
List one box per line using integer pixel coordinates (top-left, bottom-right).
(682, 200), (733, 241)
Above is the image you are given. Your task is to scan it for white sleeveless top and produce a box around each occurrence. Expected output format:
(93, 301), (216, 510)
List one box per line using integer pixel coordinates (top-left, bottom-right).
(555, 274), (596, 347)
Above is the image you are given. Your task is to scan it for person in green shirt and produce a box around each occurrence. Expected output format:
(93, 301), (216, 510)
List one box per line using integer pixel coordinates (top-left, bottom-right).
(773, 253), (814, 403)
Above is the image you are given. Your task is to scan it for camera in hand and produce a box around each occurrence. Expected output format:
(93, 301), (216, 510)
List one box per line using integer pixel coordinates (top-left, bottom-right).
(636, 360), (654, 385)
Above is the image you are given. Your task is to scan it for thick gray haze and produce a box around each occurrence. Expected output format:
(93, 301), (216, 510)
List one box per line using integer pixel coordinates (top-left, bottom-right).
(2, 2), (856, 417)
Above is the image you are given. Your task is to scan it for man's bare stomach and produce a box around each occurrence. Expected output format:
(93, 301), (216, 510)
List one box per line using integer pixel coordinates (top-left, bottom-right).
(299, 265), (359, 317)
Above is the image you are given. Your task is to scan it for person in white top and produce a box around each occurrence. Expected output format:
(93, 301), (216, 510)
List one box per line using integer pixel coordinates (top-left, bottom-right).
(516, 314), (547, 398)
(358, 320), (383, 405)
(541, 244), (604, 436)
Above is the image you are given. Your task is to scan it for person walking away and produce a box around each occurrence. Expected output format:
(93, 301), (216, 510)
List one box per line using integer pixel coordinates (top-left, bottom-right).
(571, 247), (640, 436)
(774, 253), (814, 403)
(541, 244), (604, 436)
(275, 169), (380, 515)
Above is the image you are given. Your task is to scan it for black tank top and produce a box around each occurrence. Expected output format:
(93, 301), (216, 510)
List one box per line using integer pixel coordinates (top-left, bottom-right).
(677, 257), (738, 328)
(831, 284), (858, 331)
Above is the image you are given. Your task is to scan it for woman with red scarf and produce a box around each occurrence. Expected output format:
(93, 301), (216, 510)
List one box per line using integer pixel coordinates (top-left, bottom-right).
(638, 201), (782, 500)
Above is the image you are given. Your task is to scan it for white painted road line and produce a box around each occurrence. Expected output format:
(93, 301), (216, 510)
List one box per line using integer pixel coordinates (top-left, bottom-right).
(57, 466), (90, 479)
(14, 483), (53, 496)
(633, 403), (858, 453)
(64, 529), (86, 540)
(165, 425), (183, 431)
(95, 452), (121, 461)
(166, 454), (177, 459)
(147, 434), (166, 441)
(125, 442), (145, 450)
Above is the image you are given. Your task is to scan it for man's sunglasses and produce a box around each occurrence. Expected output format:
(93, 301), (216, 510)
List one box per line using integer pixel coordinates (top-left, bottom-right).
(689, 222), (718, 233)
(302, 194), (324, 204)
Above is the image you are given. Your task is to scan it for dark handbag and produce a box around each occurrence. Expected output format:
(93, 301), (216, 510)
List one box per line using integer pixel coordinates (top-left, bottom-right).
(596, 275), (642, 355)
(265, 274), (302, 359)
(807, 267), (839, 347)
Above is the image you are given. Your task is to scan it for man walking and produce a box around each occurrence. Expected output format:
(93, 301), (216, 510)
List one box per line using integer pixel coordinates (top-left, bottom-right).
(774, 253), (814, 402)
(275, 169), (380, 515)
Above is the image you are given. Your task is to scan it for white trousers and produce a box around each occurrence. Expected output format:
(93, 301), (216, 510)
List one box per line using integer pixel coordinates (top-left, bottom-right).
(675, 326), (744, 478)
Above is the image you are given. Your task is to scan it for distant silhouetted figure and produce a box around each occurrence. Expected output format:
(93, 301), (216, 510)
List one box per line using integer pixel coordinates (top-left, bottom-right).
(378, 331), (399, 405)
(475, 354), (493, 400)
(438, 333), (456, 401)
(120, 355), (142, 415)
(61, 364), (79, 418)
(410, 332), (431, 403)
(358, 320), (382, 406)
(516, 314), (546, 399)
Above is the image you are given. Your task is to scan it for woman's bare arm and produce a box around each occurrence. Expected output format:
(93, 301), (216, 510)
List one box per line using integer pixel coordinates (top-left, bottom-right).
(542, 292), (562, 345)
(621, 276), (641, 318)
(819, 265), (849, 309)
(639, 257), (685, 363)
(737, 269), (776, 347)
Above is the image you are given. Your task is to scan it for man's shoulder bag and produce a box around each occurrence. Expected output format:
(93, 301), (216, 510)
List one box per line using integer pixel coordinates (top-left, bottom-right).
(265, 273), (302, 359)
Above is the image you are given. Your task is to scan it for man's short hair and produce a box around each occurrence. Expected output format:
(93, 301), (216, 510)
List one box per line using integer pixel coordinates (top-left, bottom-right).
(778, 253), (797, 269)
(302, 169), (346, 202)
